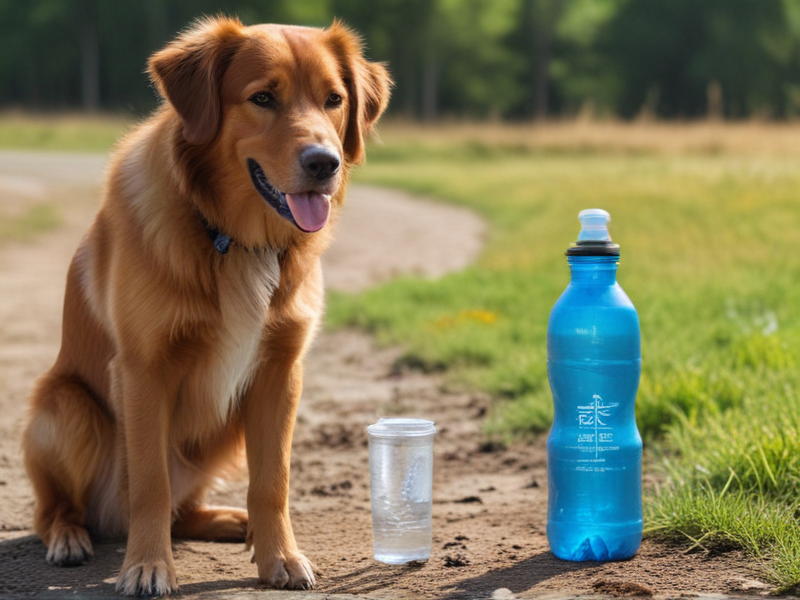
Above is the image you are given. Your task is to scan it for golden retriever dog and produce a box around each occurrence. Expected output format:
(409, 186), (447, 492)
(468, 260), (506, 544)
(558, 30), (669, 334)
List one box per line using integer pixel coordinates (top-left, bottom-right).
(22, 16), (390, 596)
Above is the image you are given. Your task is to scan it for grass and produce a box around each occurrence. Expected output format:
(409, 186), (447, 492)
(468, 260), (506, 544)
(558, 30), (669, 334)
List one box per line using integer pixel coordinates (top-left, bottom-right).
(327, 121), (800, 587)
(0, 112), (128, 152)
(0, 204), (62, 243)
(645, 395), (800, 589)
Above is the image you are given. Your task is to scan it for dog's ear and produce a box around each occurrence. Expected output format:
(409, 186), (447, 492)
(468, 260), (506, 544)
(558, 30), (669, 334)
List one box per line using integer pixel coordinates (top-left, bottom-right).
(328, 22), (392, 165)
(148, 16), (245, 145)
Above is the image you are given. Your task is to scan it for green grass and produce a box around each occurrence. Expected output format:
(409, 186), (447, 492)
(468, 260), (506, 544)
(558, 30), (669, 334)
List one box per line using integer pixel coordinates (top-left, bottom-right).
(645, 393), (800, 589)
(0, 113), (128, 152)
(328, 133), (800, 587)
(0, 204), (62, 242)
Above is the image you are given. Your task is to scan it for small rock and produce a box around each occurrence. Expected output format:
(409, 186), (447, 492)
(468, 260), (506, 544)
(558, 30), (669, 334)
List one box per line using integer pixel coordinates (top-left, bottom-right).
(454, 496), (483, 504)
(478, 440), (506, 453)
(310, 480), (352, 496)
(444, 553), (469, 567)
(592, 579), (653, 597)
(732, 577), (771, 591)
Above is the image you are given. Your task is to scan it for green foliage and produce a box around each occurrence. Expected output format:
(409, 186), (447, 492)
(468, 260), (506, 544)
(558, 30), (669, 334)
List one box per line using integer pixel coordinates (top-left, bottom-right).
(599, 0), (797, 118)
(2, 0), (800, 118)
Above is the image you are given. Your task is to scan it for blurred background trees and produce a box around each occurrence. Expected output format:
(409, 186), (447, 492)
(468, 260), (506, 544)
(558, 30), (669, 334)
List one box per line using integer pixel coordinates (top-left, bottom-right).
(2, 0), (800, 120)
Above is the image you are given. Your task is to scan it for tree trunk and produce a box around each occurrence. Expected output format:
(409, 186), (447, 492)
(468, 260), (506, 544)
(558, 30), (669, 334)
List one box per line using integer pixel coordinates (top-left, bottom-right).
(532, 24), (550, 120)
(78, 0), (100, 113)
(707, 80), (723, 121)
(421, 55), (437, 122)
(524, 0), (559, 121)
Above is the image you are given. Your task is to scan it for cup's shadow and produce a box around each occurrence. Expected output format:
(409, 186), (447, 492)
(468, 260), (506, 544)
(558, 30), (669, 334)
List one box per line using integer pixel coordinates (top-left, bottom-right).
(324, 560), (427, 595)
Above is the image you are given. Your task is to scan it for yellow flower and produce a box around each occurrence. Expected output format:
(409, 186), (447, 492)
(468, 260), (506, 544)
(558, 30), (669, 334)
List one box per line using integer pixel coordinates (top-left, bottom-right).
(433, 309), (498, 331)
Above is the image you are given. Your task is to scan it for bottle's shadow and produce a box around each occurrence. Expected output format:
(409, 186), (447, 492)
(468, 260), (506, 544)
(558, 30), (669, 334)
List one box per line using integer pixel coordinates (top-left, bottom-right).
(323, 551), (595, 599)
(438, 551), (596, 599)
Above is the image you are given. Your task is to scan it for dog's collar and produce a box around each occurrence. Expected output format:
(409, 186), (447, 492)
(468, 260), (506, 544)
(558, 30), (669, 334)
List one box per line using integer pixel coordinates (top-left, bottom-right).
(199, 215), (232, 254)
(196, 211), (288, 258)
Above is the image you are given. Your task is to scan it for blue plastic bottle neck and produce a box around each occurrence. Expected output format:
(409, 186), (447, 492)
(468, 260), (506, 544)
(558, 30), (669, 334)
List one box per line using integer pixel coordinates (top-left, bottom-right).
(567, 255), (619, 285)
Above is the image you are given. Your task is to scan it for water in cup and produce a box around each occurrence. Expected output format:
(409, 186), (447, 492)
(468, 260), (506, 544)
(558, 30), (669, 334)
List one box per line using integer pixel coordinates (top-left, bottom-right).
(367, 418), (436, 564)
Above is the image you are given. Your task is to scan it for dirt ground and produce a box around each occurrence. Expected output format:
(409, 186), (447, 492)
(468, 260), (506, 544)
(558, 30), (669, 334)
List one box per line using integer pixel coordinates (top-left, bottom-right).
(0, 151), (777, 599)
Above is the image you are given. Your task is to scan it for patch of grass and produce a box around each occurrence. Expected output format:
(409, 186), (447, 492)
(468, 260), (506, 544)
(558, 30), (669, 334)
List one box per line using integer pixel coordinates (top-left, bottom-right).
(329, 124), (800, 583)
(0, 113), (129, 152)
(646, 482), (800, 589)
(646, 389), (800, 588)
(0, 204), (62, 242)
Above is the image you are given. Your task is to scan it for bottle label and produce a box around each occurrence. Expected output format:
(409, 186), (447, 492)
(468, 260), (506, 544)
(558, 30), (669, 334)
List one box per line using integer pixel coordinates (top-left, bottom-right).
(576, 394), (620, 461)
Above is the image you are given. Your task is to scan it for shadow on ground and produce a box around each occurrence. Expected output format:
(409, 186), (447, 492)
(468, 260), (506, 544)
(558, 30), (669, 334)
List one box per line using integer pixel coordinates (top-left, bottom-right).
(0, 535), (308, 599)
(0, 534), (121, 597)
(322, 551), (594, 599)
(440, 552), (594, 599)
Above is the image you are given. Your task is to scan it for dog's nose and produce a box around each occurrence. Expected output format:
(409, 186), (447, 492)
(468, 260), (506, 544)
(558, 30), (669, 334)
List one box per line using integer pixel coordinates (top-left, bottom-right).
(300, 145), (340, 181)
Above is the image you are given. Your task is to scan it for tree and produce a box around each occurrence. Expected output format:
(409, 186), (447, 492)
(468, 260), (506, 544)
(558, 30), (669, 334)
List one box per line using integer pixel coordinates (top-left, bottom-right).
(2, 0), (800, 119)
(598, 0), (794, 118)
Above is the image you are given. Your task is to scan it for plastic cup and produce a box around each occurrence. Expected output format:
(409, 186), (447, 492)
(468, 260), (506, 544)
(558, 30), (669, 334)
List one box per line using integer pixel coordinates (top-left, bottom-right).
(367, 418), (436, 564)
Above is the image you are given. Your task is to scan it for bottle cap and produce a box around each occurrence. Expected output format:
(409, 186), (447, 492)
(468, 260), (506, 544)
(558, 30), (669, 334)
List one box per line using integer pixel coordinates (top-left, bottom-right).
(367, 418), (436, 438)
(577, 209), (612, 242)
(567, 208), (620, 256)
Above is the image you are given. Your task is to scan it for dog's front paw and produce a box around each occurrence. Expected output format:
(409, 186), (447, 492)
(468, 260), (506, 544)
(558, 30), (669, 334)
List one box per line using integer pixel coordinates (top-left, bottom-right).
(46, 524), (93, 566)
(257, 551), (316, 590)
(115, 560), (178, 596)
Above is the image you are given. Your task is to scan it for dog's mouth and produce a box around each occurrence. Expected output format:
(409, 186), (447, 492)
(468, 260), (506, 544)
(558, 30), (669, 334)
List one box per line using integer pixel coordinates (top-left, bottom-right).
(247, 159), (331, 233)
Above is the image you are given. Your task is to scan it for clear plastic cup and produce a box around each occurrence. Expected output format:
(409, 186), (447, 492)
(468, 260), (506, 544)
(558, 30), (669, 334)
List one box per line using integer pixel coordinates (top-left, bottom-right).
(367, 418), (436, 564)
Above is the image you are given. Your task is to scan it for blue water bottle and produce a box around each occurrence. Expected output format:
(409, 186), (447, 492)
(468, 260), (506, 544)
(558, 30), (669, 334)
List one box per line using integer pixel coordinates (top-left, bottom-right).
(546, 209), (642, 561)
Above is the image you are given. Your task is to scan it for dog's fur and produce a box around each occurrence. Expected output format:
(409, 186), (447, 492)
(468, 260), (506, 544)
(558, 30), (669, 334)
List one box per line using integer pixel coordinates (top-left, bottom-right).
(22, 17), (390, 595)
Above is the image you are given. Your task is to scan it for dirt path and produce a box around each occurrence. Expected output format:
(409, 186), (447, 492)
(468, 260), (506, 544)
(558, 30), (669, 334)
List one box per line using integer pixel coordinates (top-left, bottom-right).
(0, 151), (772, 599)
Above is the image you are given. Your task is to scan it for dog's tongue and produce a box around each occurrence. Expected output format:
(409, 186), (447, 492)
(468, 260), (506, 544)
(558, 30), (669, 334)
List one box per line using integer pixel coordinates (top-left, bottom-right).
(285, 192), (330, 233)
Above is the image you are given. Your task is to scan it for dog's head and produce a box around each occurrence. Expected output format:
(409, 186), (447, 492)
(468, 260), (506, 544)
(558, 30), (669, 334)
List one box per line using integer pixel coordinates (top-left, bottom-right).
(148, 17), (391, 243)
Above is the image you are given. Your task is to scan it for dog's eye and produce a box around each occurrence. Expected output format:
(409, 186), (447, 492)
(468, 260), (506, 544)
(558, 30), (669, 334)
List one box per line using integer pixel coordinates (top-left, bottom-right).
(250, 92), (276, 108)
(326, 93), (343, 108)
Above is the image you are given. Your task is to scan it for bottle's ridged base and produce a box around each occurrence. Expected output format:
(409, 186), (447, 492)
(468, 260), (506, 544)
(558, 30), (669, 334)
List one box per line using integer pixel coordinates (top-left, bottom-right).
(548, 522), (642, 562)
